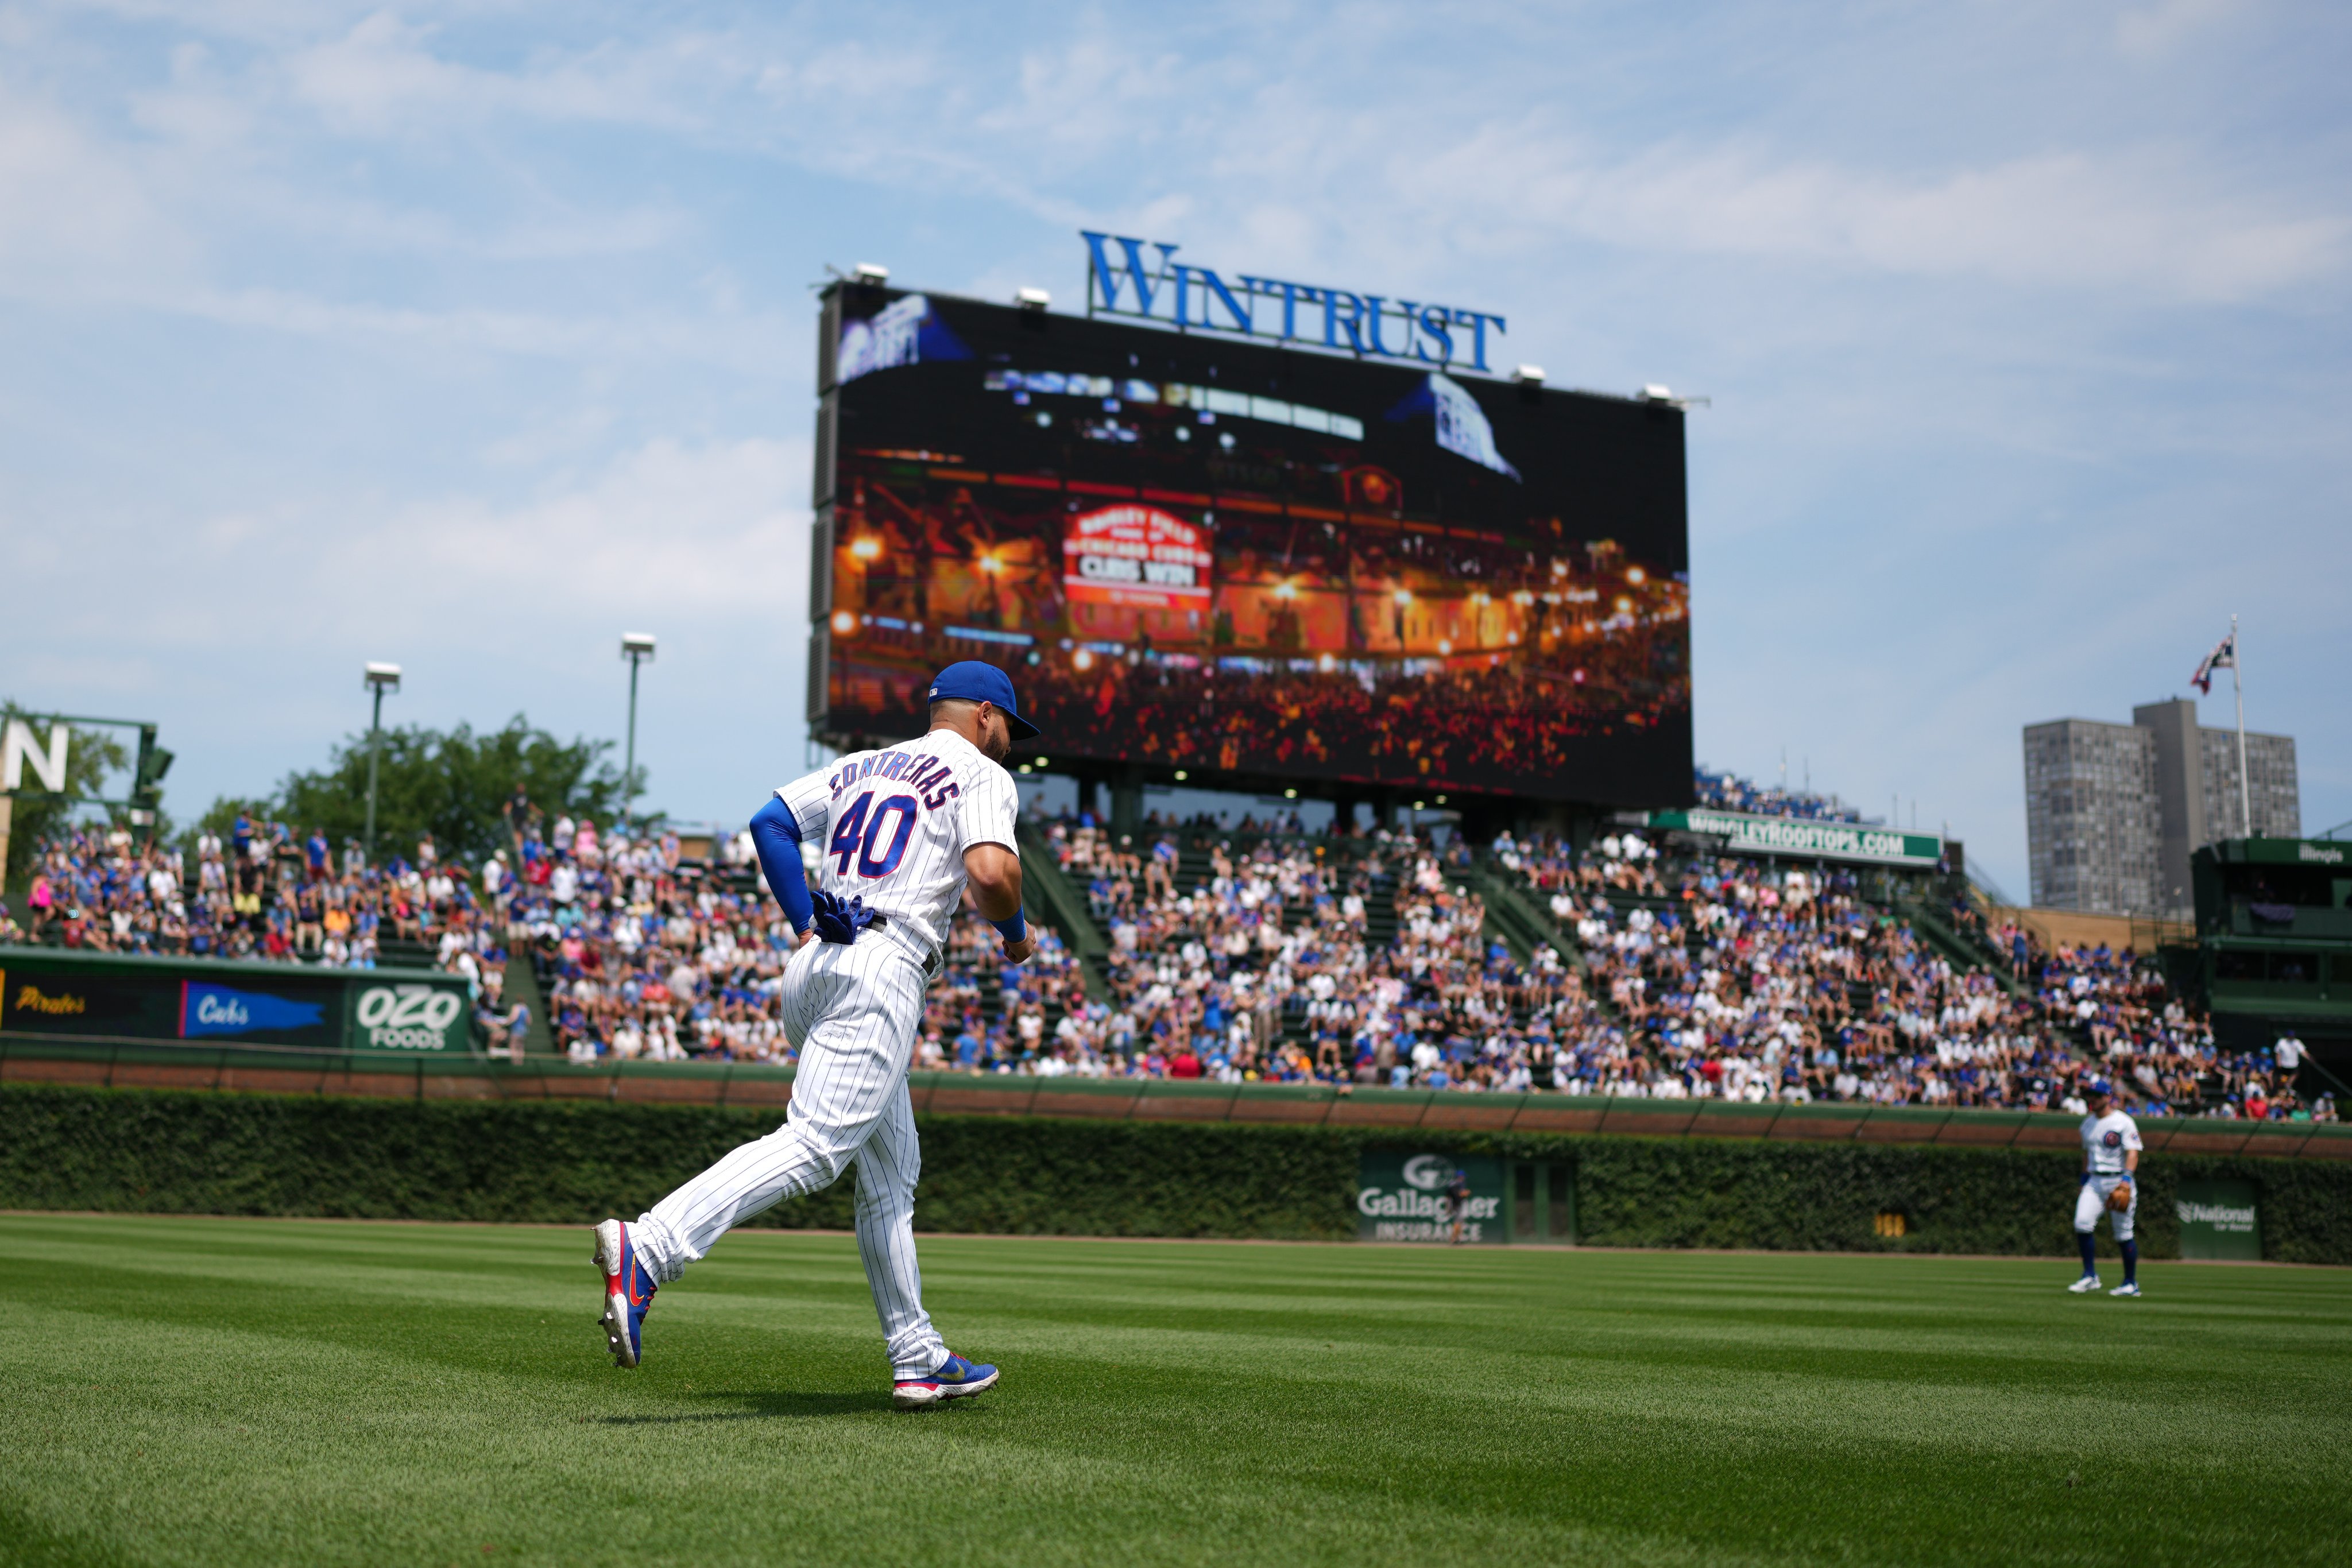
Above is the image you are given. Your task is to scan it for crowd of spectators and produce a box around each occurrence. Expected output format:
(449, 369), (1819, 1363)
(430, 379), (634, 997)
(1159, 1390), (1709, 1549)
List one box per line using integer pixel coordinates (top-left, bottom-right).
(3, 815), (492, 972)
(2, 813), (527, 1038)
(2, 791), (2337, 1121)
(1011, 814), (1614, 1089)
(1984, 923), (2334, 1122)
(1499, 827), (2334, 1120)
(1506, 829), (2095, 1108)
(494, 810), (783, 1064)
(912, 907), (1090, 1074)
(1692, 766), (1863, 823)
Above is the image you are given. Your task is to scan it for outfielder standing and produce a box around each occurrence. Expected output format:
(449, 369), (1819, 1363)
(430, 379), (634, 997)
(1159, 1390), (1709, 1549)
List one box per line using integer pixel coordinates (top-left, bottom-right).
(2067, 1078), (2143, 1298)
(593, 661), (1039, 1408)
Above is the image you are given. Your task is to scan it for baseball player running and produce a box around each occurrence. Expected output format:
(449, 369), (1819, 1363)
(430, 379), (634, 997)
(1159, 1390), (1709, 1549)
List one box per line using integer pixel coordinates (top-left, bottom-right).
(593, 661), (1039, 1408)
(2067, 1078), (2144, 1298)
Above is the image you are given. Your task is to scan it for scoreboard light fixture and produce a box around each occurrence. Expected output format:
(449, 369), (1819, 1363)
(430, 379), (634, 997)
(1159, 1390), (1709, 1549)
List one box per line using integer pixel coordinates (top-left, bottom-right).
(621, 632), (657, 661)
(1512, 364), (1545, 386)
(1015, 287), (1051, 311)
(852, 263), (890, 285)
(362, 661), (402, 693)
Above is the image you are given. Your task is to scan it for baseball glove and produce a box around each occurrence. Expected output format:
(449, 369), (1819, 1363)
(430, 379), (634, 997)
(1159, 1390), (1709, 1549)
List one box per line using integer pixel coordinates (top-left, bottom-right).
(2107, 1180), (2134, 1212)
(808, 889), (879, 944)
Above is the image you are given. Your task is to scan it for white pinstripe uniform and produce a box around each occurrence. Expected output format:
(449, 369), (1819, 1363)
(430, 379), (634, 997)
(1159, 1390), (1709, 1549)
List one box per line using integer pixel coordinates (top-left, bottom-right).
(2074, 1108), (2143, 1241)
(628, 728), (1019, 1379)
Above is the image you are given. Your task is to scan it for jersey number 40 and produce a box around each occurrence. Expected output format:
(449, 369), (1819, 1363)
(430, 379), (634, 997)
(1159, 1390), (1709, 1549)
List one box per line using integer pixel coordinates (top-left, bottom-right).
(830, 792), (919, 879)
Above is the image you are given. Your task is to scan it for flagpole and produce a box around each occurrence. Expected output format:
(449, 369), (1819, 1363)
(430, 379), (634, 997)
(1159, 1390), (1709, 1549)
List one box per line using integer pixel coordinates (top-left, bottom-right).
(2231, 612), (2251, 838)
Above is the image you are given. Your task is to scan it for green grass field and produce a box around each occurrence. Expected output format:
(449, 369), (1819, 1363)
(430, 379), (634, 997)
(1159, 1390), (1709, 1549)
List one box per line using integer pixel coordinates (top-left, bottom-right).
(2, 1215), (2345, 1566)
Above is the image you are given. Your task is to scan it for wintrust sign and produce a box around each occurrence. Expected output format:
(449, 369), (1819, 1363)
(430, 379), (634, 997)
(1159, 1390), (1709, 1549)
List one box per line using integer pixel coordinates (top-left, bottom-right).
(1082, 233), (1510, 371)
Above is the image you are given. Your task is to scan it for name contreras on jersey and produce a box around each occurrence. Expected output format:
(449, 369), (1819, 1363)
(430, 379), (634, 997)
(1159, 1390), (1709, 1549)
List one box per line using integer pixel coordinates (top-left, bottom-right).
(827, 750), (961, 811)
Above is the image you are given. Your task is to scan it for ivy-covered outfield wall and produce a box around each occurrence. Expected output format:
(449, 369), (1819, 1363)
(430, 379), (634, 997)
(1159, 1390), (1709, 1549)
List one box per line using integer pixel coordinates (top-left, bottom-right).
(4, 1083), (2348, 1264)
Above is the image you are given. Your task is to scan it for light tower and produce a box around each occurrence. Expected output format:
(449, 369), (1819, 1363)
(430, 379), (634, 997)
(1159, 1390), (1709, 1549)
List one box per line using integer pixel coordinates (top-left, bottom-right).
(620, 633), (656, 832)
(362, 662), (401, 859)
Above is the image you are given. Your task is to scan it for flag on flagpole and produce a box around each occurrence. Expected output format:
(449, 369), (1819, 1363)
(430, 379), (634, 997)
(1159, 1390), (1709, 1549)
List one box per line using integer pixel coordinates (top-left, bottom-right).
(2191, 630), (2236, 695)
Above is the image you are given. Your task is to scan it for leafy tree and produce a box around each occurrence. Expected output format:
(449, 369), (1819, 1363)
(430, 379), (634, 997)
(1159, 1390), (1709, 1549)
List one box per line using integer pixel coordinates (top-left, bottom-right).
(2, 702), (133, 886)
(196, 716), (635, 869)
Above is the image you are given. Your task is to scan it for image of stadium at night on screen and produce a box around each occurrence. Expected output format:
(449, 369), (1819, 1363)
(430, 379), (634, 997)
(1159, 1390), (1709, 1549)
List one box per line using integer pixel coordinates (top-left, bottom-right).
(813, 283), (1693, 807)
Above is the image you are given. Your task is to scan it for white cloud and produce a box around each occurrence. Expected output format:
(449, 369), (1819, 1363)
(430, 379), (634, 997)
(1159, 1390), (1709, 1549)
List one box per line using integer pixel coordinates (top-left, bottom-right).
(1111, 96), (2344, 307)
(0, 92), (193, 294)
(1503, 138), (2346, 303)
(13, 4), (2341, 329)
(170, 283), (792, 370)
(363, 435), (804, 615)
(281, 10), (713, 137)
(9, 433), (803, 648)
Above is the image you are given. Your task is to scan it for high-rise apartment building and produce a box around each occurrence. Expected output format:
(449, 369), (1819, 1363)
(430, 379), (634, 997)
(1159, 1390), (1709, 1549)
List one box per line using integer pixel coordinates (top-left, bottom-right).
(2022, 699), (2297, 917)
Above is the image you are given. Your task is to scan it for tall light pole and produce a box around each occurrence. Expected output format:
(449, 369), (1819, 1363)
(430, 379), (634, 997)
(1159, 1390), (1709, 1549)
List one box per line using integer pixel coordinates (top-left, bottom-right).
(362, 662), (402, 861)
(621, 633), (656, 833)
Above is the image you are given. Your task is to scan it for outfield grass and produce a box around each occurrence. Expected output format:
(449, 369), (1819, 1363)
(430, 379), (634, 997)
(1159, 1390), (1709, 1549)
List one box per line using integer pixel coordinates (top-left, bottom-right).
(1, 1216), (2345, 1566)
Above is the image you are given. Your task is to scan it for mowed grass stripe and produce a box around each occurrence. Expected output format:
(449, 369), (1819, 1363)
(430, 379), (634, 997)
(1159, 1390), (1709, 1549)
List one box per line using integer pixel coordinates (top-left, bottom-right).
(0, 1300), (1732, 1568)
(0, 1216), (2342, 1567)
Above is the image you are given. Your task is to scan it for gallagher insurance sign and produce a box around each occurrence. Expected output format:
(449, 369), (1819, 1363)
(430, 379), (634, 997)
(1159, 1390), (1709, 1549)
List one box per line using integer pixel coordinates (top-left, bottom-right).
(1356, 1151), (1506, 1245)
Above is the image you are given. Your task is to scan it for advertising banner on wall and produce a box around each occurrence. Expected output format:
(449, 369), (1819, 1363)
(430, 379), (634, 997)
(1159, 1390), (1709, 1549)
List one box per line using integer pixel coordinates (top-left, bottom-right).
(1644, 808), (1944, 868)
(2174, 1178), (2262, 1261)
(0, 953), (471, 1054)
(1356, 1151), (1506, 1244)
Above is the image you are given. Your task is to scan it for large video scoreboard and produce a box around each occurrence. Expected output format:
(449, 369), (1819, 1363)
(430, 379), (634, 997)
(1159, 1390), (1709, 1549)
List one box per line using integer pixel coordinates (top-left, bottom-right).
(808, 282), (1691, 807)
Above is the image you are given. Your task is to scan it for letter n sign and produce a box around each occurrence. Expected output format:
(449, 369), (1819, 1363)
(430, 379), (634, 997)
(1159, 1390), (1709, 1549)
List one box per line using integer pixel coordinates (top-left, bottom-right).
(1, 721), (68, 792)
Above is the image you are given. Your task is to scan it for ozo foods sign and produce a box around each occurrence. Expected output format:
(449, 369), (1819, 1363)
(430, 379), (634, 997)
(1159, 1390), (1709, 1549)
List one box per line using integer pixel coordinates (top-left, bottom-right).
(1356, 1152), (1505, 1245)
(351, 984), (468, 1051)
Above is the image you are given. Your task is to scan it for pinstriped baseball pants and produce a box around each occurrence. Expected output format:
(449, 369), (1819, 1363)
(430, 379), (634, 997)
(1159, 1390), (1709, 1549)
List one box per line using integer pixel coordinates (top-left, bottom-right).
(630, 930), (947, 1380)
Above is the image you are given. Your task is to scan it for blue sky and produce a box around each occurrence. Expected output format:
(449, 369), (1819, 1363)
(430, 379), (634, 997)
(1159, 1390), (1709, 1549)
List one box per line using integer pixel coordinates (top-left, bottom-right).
(2, 0), (2345, 895)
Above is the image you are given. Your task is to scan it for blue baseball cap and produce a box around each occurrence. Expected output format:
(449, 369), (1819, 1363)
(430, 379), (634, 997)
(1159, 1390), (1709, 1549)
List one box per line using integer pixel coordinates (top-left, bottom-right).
(2086, 1078), (2113, 1098)
(926, 661), (1039, 739)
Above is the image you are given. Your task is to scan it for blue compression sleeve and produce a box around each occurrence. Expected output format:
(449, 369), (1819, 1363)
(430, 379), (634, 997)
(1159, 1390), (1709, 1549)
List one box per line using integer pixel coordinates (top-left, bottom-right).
(751, 795), (815, 934)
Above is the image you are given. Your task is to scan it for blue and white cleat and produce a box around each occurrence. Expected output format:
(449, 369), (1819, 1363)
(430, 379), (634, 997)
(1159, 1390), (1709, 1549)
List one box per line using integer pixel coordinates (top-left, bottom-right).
(2110, 1281), (2142, 1298)
(593, 1218), (657, 1368)
(893, 1353), (999, 1410)
(2067, 1274), (2102, 1294)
